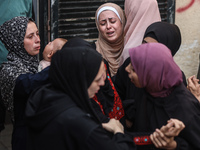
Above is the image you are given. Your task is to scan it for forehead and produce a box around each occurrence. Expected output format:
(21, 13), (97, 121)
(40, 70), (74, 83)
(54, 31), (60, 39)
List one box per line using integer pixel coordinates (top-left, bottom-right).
(95, 61), (104, 78)
(98, 10), (119, 20)
(25, 22), (37, 34)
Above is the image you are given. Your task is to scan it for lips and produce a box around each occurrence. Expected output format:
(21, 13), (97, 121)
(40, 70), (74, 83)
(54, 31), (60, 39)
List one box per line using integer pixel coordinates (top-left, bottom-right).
(35, 46), (40, 50)
(106, 31), (114, 36)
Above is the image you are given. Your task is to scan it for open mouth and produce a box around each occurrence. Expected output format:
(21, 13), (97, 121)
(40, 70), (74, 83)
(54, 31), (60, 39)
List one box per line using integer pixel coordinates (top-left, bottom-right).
(107, 31), (114, 36)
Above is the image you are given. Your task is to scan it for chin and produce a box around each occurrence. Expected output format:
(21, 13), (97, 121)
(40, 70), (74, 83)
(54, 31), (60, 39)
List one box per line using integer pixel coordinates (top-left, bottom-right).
(107, 38), (117, 44)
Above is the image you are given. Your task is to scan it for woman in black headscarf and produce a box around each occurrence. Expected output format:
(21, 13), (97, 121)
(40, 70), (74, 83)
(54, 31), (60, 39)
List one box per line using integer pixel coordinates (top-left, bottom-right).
(63, 37), (125, 125)
(25, 40), (136, 150)
(143, 21), (182, 56)
(115, 21), (186, 115)
(115, 22), (186, 105)
(0, 16), (49, 150)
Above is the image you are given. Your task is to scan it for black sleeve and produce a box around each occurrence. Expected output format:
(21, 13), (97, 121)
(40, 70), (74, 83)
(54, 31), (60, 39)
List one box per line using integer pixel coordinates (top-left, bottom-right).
(83, 118), (136, 150)
(181, 71), (187, 87)
(14, 66), (49, 96)
(175, 137), (195, 150)
(0, 90), (6, 132)
(180, 114), (200, 149)
(66, 110), (136, 150)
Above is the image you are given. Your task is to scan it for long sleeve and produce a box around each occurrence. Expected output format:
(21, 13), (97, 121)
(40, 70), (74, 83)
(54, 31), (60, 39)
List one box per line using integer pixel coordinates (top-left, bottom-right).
(66, 110), (136, 150)
(13, 67), (49, 124)
(14, 66), (49, 96)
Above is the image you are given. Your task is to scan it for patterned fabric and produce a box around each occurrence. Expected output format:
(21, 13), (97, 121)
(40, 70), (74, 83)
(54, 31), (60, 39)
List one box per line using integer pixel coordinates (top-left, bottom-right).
(134, 136), (152, 145)
(0, 16), (39, 120)
(93, 64), (124, 120)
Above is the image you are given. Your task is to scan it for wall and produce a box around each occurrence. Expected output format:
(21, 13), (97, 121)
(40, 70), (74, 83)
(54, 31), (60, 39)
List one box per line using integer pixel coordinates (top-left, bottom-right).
(174, 0), (200, 79)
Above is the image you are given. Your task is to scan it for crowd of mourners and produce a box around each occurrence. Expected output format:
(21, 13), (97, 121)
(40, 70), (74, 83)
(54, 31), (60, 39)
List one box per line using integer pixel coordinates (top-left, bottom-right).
(0, 0), (200, 150)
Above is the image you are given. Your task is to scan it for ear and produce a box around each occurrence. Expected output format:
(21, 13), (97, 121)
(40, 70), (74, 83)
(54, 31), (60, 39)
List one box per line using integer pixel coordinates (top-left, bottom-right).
(47, 51), (54, 59)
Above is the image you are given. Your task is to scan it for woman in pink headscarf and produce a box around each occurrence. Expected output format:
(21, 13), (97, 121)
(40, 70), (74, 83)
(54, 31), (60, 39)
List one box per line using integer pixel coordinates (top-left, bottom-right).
(126, 43), (200, 149)
(120, 0), (161, 65)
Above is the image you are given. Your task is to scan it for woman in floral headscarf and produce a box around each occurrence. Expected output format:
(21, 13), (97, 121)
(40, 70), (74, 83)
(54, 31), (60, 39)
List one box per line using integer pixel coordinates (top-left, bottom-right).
(0, 16), (49, 150)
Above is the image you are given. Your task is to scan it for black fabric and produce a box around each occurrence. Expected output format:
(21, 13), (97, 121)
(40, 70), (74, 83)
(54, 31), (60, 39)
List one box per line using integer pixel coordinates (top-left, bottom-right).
(115, 57), (187, 132)
(133, 83), (200, 149)
(91, 41), (126, 124)
(25, 84), (136, 150)
(0, 90), (6, 132)
(12, 67), (49, 150)
(143, 21), (181, 56)
(114, 58), (144, 122)
(49, 39), (102, 122)
(62, 38), (115, 123)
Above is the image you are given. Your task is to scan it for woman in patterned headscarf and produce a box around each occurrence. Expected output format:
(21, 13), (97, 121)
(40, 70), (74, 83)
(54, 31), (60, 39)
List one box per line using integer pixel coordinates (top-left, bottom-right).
(0, 16), (49, 150)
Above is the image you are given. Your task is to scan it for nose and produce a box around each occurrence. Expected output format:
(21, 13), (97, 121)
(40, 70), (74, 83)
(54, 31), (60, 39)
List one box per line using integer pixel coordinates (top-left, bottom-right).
(99, 77), (105, 86)
(106, 22), (111, 29)
(35, 35), (40, 43)
(125, 66), (129, 73)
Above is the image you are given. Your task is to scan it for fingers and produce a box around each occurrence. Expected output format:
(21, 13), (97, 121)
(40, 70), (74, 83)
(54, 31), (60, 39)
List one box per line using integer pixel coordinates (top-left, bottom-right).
(163, 119), (185, 137)
(102, 119), (124, 134)
(150, 129), (170, 148)
(187, 75), (196, 90)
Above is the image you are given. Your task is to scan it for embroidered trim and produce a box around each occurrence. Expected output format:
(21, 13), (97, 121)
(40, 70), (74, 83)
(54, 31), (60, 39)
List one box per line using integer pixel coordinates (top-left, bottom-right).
(93, 95), (105, 115)
(134, 136), (152, 145)
(92, 64), (124, 120)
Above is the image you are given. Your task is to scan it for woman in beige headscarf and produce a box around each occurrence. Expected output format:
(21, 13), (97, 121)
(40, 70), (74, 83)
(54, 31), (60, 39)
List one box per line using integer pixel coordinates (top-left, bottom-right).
(119, 0), (161, 65)
(95, 3), (126, 77)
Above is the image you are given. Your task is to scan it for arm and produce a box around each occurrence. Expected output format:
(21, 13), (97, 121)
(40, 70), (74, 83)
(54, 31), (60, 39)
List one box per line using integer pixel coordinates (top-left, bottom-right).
(14, 67), (49, 96)
(67, 112), (136, 150)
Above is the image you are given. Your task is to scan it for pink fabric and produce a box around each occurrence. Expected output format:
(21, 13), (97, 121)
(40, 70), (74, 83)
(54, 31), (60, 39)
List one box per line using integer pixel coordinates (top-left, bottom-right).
(120, 0), (161, 65)
(129, 43), (183, 97)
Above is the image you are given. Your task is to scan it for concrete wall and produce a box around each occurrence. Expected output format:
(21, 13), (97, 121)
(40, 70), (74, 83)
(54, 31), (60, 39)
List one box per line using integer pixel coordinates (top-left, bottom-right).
(174, 0), (200, 79)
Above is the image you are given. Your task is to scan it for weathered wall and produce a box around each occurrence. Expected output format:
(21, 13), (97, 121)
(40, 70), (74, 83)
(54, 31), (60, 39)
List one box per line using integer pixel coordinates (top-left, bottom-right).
(174, 0), (200, 79)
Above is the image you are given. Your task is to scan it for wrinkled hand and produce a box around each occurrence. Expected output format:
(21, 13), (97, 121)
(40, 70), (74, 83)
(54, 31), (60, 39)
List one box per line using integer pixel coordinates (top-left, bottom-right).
(187, 75), (200, 102)
(102, 118), (124, 134)
(150, 128), (176, 150)
(162, 119), (185, 137)
(150, 119), (185, 150)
